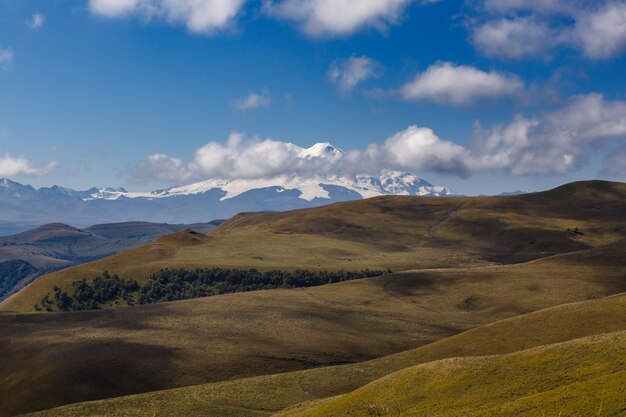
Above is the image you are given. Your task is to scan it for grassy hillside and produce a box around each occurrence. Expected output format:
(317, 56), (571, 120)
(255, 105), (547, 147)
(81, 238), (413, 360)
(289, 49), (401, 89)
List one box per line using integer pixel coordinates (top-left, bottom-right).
(17, 293), (626, 417)
(2, 240), (625, 416)
(0, 222), (218, 303)
(4, 180), (626, 313)
(284, 331), (626, 417)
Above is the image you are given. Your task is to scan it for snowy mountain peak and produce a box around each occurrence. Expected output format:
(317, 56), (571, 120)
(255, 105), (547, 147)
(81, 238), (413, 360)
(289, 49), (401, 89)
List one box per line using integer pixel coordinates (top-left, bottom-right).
(299, 142), (344, 159)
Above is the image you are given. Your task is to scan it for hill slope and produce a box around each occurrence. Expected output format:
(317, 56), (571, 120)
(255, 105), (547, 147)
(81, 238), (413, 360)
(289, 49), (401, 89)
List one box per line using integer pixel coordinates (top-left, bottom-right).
(4, 180), (626, 313)
(17, 293), (626, 417)
(284, 331), (626, 417)
(1, 240), (625, 416)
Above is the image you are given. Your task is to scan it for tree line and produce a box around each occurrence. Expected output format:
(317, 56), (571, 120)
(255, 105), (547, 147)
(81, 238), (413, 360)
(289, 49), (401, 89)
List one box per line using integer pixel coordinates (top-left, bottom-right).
(36, 267), (389, 311)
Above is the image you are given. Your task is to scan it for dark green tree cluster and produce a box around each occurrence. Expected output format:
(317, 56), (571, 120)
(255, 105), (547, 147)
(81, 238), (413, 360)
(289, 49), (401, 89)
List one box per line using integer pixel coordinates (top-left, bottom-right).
(137, 268), (387, 304)
(39, 268), (388, 311)
(39, 271), (140, 311)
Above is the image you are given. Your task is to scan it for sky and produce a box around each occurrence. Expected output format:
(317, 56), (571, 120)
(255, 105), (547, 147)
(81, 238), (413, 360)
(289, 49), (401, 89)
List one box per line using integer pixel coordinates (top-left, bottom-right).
(1, 0), (626, 195)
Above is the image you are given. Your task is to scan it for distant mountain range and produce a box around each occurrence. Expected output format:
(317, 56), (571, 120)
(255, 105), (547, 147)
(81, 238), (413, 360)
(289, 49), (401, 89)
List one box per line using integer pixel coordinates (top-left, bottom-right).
(0, 146), (459, 230)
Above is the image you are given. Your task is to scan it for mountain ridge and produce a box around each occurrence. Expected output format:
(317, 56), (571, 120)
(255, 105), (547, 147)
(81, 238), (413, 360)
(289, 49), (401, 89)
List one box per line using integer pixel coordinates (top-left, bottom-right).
(0, 164), (457, 227)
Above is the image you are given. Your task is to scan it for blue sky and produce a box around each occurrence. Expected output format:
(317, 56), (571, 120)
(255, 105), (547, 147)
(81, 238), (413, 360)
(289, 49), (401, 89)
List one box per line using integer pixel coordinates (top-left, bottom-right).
(1, 0), (626, 195)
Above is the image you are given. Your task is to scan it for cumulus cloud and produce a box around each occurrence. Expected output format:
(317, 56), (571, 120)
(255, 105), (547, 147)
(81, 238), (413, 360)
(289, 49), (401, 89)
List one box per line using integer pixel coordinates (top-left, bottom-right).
(133, 94), (626, 182)
(327, 56), (382, 94)
(88, 0), (246, 34)
(263, 0), (416, 36)
(133, 132), (345, 182)
(471, 17), (563, 60)
(232, 89), (272, 110)
(27, 13), (46, 30)
(470, 0), (626, 60)
(0, 155), (57, 177)
(400, 62), (524, 105)
(0, 48), (13, 69)
(575, 2), (626, 59)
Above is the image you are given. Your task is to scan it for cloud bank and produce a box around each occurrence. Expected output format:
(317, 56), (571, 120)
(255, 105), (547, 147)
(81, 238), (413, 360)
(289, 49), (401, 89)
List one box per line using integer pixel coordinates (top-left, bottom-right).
(88, 0), (435, 36)
(134, 94), (626, 183)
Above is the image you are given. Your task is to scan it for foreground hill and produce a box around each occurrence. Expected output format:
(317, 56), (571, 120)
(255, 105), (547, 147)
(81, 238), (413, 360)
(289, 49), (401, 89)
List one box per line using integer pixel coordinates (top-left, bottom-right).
(0, 221), (219, 301)
(285, 331), (626, 417)
(1, 240), (625, 416)
(17, 293), (626, 417)
(4, 180), (626, 313)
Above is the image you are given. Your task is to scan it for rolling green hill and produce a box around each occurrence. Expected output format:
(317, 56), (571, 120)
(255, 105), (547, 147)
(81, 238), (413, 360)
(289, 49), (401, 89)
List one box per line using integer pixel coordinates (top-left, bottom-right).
(3, 180), (626, 313)
(17, 293), (626, 417)
(284, 331), (626, 417)
(1, 239), (625, 417)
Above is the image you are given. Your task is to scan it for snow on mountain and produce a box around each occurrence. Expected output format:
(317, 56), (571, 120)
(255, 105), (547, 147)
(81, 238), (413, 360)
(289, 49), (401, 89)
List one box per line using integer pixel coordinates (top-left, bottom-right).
(80, 170), (457, 202)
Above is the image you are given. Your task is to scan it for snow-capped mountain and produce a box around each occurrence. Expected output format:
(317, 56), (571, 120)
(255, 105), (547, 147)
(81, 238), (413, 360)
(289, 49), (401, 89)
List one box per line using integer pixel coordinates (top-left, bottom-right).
(81, 171), (455, 202)
(0, 144), (459, 229)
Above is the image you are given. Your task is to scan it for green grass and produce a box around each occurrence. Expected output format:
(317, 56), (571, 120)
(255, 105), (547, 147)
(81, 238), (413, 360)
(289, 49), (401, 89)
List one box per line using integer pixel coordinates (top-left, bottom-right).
(284, 331), (626, 417)
(3, 243), (625, 416)
(17, 293), (626, 417)
(4, 180), (626, 313)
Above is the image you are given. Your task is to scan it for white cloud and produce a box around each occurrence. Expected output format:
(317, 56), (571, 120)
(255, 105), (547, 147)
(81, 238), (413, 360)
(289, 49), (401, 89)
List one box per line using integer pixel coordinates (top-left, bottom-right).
(400, 62), (524, 105)
(134, 94), (626, 182)
(232, 89), (272, 110)
(575, 2), (626, 59)
(327, 56), (382, 94)
(135, 153), (192, 182)
(0, 155), (56, 177)
(471, 1), (626, 60)
(471, 17), (562, 60)
(264, 0), (415, 36)
(88, 0), (246, 34)
(471, 94), (626, 175)
(27, 13), (46, 30)
(0, 48), (13, 69)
